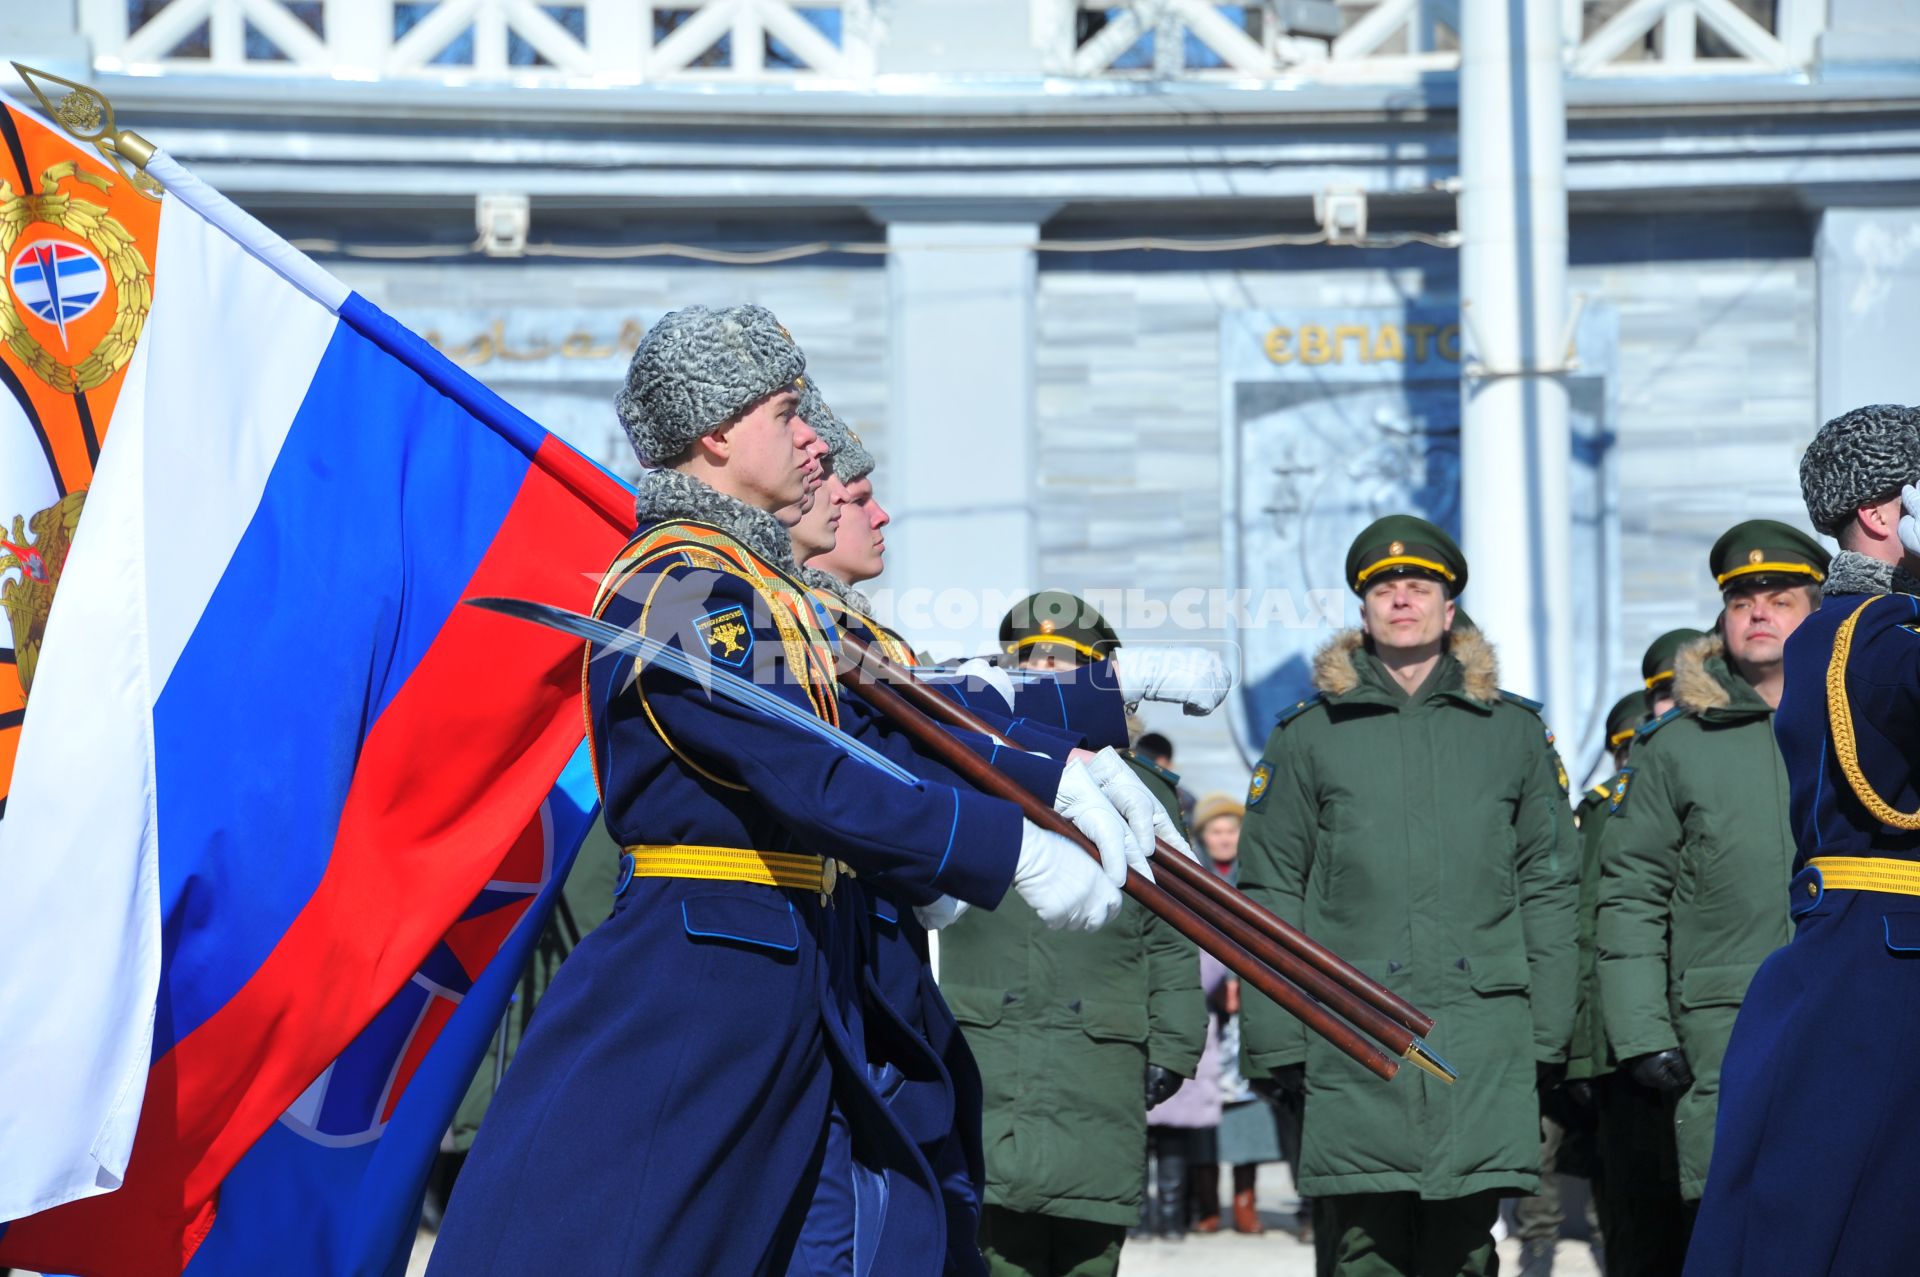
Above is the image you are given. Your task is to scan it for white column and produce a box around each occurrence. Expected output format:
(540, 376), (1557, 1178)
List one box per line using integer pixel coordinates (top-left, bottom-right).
(1816, 207), (1920, 426)
(1457, 0), (1573, 724)
(875, 211), (1049, 659)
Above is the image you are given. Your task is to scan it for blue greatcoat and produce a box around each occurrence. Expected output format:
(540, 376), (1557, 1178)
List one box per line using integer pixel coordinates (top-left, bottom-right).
(802, 594), (1088, 1277)
(1687, 588), (1920, 1276)
(430, 520), (1048, 1277)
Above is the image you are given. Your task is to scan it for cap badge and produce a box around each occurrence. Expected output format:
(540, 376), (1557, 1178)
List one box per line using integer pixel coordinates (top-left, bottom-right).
(1749, 549), (1764, 564)
(1389, 540), (1405, 555)
(1040, 619), (1056, 634)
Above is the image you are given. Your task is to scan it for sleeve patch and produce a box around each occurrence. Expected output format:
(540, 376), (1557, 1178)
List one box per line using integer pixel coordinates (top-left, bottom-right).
(1247, 761), (1274, 808)
(1608, 766), (1635, 814)
(693, 604), (754, 668)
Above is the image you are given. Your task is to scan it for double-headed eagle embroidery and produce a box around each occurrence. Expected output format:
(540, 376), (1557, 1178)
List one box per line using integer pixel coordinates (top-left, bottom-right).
(1, 491), (86, 701)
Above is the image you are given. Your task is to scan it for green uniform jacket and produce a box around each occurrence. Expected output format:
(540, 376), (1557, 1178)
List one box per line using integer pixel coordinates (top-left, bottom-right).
(1238, 629), (1579, 1201)
(1594, 634), (1794, 1200)
(1566, 779), (1618, 1083)
(450, 818), (617, 1151)
(938, 759), (1206, 1227)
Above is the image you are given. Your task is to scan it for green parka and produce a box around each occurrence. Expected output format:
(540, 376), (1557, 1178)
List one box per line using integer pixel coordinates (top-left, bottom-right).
(1594, 633), (1794, 1200)
(1238, 628), (1579, 1201)
(937, 760), (1206, 1226)
(1566, 779), (1618, 1083)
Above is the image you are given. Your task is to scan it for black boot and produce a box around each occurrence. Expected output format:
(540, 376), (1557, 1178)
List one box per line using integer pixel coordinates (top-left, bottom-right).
(1155, 1144), (1189, 1242)
(1132, 1141), (1156, 1240)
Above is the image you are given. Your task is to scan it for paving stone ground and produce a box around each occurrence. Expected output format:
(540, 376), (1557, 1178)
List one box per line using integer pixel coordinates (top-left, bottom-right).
(389, 1161), (1605, 1277)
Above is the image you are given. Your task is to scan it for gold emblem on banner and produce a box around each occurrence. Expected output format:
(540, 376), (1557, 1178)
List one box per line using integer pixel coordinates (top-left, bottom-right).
(1, 491), (86, 701)
(0, 161), (152, 394)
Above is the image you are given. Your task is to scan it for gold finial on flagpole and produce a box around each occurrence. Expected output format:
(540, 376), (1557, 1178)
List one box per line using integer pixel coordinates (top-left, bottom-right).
(11, 63), (163, 201)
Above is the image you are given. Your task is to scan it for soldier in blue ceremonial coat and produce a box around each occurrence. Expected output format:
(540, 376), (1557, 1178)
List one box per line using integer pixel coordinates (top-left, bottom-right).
(431, 305), (1158, 1277)
(1687, 404), (1920, 1276)
(785, 379), (1083, 1276)
(789, 379), (1204, 1275)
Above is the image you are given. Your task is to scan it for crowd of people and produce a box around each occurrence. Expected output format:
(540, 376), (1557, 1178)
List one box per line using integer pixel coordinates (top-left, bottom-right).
(418, 302), (1920, 1277)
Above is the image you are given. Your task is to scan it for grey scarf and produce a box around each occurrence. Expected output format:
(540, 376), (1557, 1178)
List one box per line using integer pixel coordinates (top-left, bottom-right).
(1825, 548), (1920, 597)
(800, 566), (873, 616)
(633, 468), (798, 574)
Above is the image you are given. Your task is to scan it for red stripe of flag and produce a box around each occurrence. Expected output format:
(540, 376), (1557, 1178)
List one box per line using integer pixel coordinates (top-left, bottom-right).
(0, 444), (631, 1276)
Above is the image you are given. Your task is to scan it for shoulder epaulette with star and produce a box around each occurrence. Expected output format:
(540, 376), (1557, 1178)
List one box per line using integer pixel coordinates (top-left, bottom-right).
(1498, 689), (1544, 715)
(1123, 749), (1181, 788)
(1636, 706), (1683, 741)
(1495, 690), (1568, 789)
(1275, 693), (1324, 728)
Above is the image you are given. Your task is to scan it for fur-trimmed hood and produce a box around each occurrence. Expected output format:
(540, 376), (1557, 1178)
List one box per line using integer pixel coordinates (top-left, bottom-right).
(1672, 631), (1735, 713)
(1311, 626), (1500, 704)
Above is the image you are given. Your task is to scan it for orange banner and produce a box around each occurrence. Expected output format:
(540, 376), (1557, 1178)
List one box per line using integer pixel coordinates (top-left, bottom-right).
(0, 101), (162, 815)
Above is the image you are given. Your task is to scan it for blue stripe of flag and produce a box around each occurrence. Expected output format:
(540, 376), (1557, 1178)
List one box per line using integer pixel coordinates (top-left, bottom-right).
(147, 312), (535, 1059)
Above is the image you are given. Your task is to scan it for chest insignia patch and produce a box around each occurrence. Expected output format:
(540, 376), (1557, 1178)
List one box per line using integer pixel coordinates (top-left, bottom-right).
(1247, 761), (1274, 809)
(1609, 766), (1635, 814)
(694, 604), (754, 668)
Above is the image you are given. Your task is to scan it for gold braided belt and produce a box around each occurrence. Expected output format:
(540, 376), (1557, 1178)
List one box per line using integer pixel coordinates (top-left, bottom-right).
(1806, 856), (1920, 897)
(623, 843), (850, 904)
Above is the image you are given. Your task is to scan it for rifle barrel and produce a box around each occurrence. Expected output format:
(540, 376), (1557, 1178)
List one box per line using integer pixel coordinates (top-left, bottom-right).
(835, 656), (1402, 1084)
(839, 634), (1439, 1040)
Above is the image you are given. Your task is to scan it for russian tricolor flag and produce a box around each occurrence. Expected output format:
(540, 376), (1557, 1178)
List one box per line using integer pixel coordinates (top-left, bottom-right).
(0, 121), (634, 1275)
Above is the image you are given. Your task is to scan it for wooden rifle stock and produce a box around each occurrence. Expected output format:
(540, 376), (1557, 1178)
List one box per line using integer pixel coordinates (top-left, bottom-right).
(835, 633), (1455, 1084)
(838, 635), (1437, 1038)
(835, 663), (1400, 1082)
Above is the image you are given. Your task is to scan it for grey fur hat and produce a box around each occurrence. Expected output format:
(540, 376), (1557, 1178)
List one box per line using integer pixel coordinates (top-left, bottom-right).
(1800, 403), (1920, 535)
(616, 304), (805, 466)
(796, 377), (875, 481)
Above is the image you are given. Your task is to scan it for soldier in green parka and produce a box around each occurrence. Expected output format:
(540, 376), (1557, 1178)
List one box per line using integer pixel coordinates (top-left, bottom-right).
(1516, 689), (1645, 1277)
(1566, 691), (1650, 1098)
(939, 598), (1207, 1277)
(1595, 521), (1829, 1233)
(1580, 636), (1704, 1277)
(1239, 515), (1579, 1277)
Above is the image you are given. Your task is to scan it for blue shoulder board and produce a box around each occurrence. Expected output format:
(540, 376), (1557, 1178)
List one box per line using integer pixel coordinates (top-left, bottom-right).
(1498, 689), (1544, 715)
(1275, 693), (1324, 728)
(1636, 706), (1683, 740)
(1124, 749), (1182, 788)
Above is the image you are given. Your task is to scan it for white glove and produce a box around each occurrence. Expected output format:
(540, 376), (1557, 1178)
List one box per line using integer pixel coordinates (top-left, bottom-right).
(1081, 746), (1196, 879)
(1110, 646), (1234, 716)
(955, 657), (1016, 712)
(1013, 820), (1124, 931)
(913, 895), (970, 931)
(1053, 760), (1139, 888)
(1900, 484), (1920, 562)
